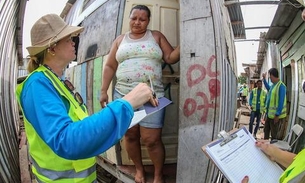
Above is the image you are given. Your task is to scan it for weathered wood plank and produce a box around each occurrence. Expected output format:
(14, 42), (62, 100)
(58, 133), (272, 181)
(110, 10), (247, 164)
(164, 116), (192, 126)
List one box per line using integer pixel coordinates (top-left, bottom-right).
(93, 57), (103, 113)
(78, 0), (120, 63)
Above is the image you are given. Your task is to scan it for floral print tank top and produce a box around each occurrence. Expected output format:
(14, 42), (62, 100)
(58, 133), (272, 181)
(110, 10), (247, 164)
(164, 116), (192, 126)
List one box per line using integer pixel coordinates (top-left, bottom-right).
(115, 30), (164, 97)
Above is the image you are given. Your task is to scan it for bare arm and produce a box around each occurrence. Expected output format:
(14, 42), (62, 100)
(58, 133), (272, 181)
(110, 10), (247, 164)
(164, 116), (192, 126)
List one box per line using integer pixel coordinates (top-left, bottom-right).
(152, 30), (180, 64)
(100, 36), (122, 107)
(241, 141), (296, 183)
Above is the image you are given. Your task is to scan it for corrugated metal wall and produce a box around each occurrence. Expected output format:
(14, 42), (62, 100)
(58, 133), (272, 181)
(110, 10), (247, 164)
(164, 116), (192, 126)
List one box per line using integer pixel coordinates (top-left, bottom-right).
(0, 0), (26, 182)
(177, 0), (238, 182)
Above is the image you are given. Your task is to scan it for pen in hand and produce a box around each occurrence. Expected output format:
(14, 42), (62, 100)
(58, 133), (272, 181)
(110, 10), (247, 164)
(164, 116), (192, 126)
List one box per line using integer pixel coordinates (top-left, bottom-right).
(149, 75), (157, 99)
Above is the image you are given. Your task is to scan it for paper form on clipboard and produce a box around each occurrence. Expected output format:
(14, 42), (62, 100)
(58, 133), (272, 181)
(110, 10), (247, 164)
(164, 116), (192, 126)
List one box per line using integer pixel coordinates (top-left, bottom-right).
(202, 126), (284, 183)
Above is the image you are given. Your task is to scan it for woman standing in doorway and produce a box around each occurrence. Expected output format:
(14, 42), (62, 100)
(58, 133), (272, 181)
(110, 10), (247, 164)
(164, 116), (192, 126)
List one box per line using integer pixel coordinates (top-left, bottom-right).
(100, 5), (180, 183)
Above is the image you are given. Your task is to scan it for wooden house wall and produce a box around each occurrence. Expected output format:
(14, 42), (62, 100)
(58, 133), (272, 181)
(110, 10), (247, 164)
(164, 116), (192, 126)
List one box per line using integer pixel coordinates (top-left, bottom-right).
(277, 11), (305, 152)
(77, 0), (120, 63)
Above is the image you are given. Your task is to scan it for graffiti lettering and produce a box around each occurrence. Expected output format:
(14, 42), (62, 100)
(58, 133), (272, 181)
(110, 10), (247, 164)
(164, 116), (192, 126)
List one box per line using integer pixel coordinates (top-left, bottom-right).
(183, 55), (220, 123)
(186, 64), (206, 87)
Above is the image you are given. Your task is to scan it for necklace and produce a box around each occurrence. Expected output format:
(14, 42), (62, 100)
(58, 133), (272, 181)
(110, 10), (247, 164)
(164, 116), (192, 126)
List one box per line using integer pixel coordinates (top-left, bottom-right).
(43, 64), (63, 81)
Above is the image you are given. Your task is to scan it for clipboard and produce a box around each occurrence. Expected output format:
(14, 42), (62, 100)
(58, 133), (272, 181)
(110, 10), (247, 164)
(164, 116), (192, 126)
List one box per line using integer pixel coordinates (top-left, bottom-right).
(202, 126), (284, 183)
(129, 97), (172, 129)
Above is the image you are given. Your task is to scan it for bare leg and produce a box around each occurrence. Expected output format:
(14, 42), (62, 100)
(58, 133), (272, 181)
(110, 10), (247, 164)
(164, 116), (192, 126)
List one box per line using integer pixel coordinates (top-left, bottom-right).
(141, 127), (165, 183)
(125, 125), (146, 183)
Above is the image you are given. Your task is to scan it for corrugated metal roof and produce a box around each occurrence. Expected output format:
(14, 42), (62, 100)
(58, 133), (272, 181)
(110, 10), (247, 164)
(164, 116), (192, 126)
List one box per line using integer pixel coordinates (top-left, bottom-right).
(225, 0), (246, 39)
(266, 0), (302, 41)
(255, 32), (267, 75)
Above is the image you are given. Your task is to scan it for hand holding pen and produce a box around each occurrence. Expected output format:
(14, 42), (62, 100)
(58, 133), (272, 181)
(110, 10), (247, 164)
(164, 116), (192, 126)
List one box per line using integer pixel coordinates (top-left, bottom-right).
(149, 75), (159, 106)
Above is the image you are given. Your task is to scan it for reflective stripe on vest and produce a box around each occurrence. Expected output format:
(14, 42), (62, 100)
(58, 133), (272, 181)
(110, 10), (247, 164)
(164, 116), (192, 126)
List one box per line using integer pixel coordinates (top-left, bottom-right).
(251, 88), (266, 112)
(268, 81), (287, 119)
(16, 66), (96, 182)
(31, 156), (96, 181)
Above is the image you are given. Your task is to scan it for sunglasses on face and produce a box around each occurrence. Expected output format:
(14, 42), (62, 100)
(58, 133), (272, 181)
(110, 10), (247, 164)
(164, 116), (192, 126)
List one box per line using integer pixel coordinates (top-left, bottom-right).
(63, 80), (84, 105)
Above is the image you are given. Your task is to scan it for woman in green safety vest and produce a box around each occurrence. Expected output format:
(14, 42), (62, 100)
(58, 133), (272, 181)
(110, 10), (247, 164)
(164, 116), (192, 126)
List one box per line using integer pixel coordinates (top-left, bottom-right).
(241, 142), (305, 183)
(16, 14), (158, 183)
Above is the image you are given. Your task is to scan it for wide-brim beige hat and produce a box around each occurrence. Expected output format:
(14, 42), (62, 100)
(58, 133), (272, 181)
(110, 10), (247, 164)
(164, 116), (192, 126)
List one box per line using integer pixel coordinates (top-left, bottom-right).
(26, 14), (84, 56)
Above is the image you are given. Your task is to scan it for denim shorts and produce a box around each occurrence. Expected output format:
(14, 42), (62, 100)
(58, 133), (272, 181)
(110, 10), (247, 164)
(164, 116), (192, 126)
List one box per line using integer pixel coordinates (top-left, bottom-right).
(113, 90), (165, 128)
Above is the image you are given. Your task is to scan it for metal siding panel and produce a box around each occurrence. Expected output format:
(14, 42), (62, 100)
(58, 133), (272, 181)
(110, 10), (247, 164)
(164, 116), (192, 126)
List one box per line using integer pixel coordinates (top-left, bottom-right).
(0, 0), (23, 182)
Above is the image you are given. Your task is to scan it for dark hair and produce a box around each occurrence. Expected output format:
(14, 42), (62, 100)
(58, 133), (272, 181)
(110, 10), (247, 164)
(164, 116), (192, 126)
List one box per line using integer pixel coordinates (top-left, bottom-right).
(130, 5), (151, 19)
(268, 68), (279, 78)
(256, 80), (262, 84)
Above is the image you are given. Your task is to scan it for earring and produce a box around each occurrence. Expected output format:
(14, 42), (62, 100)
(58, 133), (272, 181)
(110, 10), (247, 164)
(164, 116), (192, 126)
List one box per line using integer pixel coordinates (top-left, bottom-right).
(47, 48), (55, 56)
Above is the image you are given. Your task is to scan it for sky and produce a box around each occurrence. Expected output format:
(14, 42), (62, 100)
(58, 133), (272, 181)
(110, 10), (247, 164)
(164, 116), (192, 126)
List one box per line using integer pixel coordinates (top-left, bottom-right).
(235, 4), (278, 75)
(22, 0), (278, 76)
(23, 0), (67, 57)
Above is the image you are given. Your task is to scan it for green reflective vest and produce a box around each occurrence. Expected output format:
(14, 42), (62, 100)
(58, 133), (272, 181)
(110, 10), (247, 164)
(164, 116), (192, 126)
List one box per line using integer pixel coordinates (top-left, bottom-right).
(280, 149), (305, 183)
(242, 87), (249, 96)
(251, 88), (267, 113)
(16, 66), (96, 183)
(268, 81), (287, 119)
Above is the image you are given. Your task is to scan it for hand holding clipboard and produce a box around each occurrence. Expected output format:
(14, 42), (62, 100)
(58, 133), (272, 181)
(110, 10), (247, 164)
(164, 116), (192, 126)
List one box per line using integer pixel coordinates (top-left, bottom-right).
(202, 126), (283, 183)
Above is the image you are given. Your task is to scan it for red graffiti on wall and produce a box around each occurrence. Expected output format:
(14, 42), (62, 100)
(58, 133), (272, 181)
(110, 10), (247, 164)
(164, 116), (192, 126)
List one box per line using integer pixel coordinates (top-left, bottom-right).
(183, 55), (220, 123)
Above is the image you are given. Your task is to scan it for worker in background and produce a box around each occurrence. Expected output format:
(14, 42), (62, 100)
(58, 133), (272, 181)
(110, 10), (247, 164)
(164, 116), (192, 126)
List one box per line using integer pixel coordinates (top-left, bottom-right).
(248, 80), (267, 139)
(262, 68), (287, 140)
(241, 83), (249, 105)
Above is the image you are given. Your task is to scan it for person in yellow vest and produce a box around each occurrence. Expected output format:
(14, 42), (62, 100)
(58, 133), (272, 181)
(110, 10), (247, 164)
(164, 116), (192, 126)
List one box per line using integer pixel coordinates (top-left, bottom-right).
(248, 80), (267, 139)
(241, 141), (305, 183)
(262, 68), (287, 140)
(241, 83), (249, 105)
(16, 14), (158, 183)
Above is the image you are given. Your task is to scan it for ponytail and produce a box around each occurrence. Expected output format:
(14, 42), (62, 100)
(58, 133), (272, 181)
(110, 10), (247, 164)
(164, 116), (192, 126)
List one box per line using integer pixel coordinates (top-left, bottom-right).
(27, 51), (45, 73)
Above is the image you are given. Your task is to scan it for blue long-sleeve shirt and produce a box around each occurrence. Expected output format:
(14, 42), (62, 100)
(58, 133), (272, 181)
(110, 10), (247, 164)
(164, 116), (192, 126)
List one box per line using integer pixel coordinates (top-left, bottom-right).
(249, 89), (262, 111)
(20, 72), (133, 160)
(263, 78), (286, 116)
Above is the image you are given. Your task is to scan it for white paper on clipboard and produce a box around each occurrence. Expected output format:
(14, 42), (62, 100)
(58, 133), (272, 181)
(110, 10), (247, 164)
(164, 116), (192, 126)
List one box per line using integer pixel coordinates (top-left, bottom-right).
(202, 126), (284, 183)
